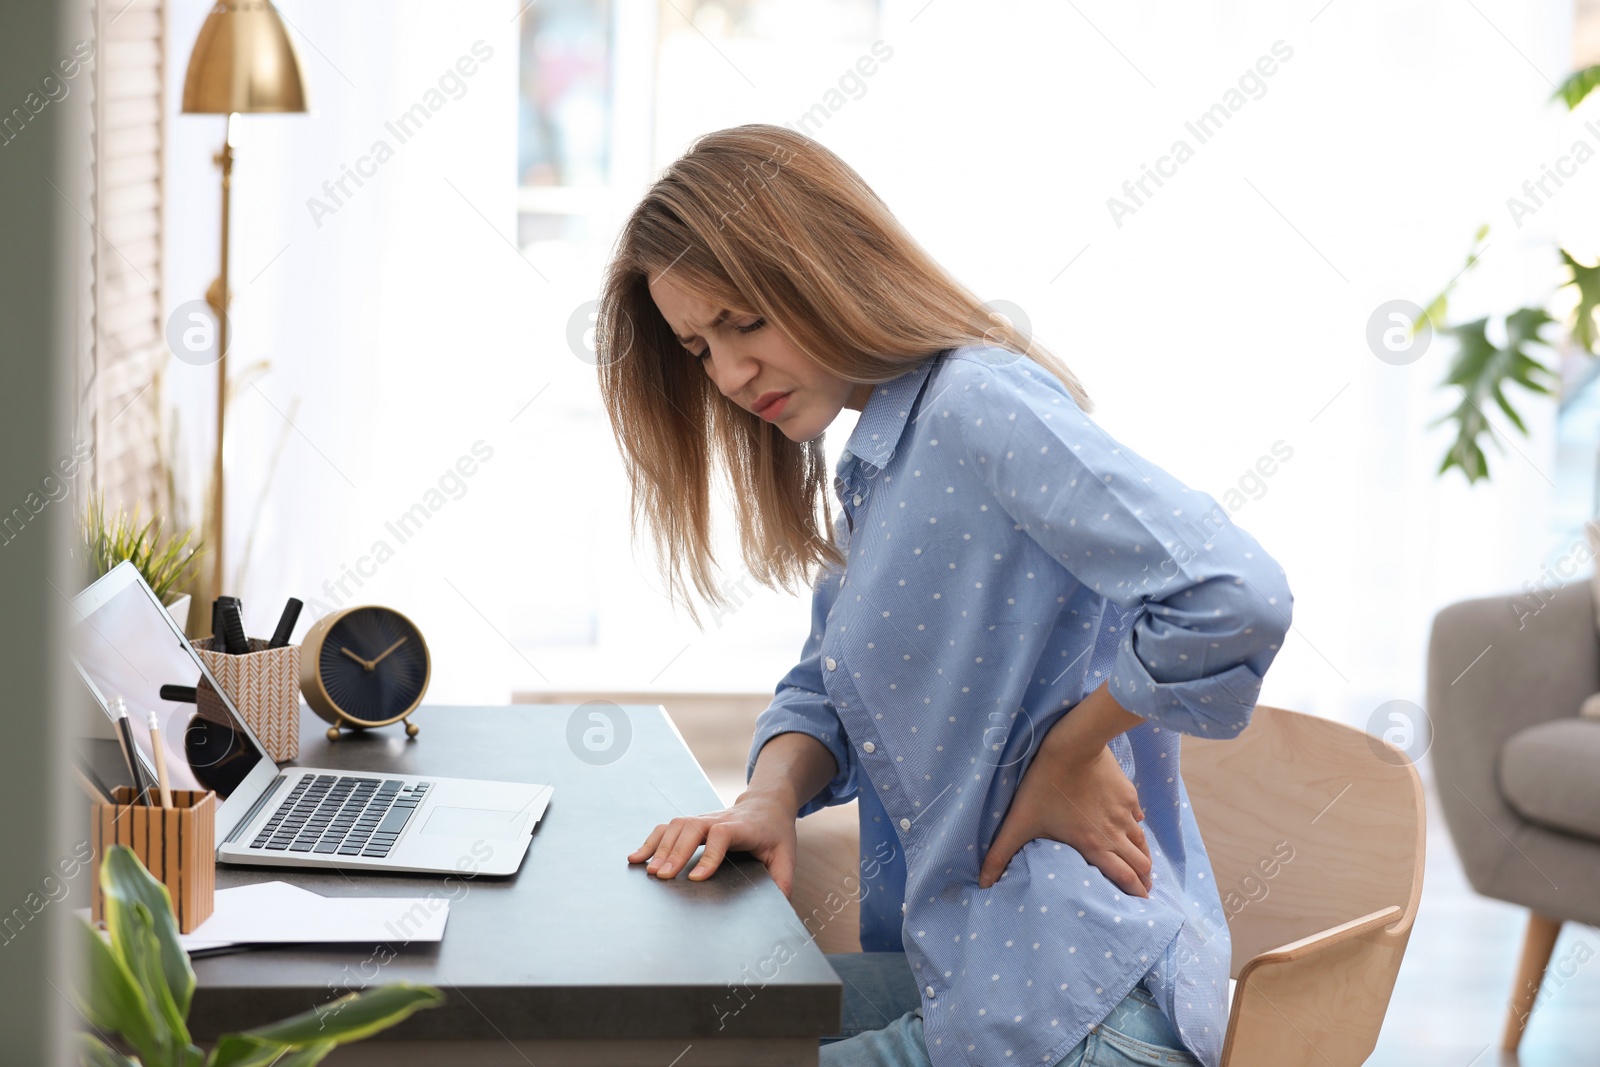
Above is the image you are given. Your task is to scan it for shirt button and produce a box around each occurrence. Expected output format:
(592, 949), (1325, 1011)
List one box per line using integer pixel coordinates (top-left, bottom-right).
(899, 818), (911, 831)
(862, 741), (875, 753)
(825, 657), (837, 671)
(853, 494), (862, 505)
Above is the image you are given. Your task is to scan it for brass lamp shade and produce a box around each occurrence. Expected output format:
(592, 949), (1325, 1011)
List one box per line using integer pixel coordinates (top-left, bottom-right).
(181, 0), (308, 114)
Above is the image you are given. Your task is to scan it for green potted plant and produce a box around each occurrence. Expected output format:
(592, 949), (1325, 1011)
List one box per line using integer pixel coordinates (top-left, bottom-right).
(79, 494), (204, 633)
(1424, 65), (1600, 482)
(75, 845), (442, 1066)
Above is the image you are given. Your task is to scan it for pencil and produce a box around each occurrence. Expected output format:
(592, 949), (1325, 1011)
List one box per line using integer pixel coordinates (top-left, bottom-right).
(147, 709), (173, 808)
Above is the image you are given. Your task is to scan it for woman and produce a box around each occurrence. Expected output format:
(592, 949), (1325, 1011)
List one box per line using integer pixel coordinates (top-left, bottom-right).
(599, 125), (1292, 1067)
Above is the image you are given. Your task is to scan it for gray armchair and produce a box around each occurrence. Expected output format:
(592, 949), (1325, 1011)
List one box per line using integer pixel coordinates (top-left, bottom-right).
(1427, 578), (1600, 1053)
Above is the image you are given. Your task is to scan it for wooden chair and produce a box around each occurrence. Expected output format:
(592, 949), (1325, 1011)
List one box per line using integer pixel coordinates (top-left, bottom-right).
(1183, 704), (1425, 1066)
(791, 704), (1426, 1065)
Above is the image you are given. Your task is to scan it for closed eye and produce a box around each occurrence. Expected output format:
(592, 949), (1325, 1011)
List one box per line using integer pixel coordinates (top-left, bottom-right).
(690, 316), (765, 361)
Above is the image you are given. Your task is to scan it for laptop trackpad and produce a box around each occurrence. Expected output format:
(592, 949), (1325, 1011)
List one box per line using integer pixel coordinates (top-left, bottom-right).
(420, 806), (530, 841)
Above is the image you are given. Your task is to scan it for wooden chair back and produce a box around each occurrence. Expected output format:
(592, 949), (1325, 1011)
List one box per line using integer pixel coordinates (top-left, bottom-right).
(1183, 704), (1426, 1066)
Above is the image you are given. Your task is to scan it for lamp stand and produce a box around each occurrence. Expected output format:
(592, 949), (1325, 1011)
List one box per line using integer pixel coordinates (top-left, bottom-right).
(204, 114), (235, 598)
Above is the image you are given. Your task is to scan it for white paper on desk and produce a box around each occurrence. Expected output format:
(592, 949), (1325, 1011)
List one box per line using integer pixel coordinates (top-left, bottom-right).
(176, 881), (450, 951)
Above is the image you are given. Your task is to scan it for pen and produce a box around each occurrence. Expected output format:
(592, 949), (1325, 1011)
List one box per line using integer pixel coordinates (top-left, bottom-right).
(267, 597), (302, 649)
(110, 696), (151, 806)
(213, 595), (241, 653)
(147, 709), (173, 809)
(221, 599), (250, 655)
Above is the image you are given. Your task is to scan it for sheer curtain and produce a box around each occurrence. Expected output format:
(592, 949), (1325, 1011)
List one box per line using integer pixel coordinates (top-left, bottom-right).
(163, 0), (1580, 744)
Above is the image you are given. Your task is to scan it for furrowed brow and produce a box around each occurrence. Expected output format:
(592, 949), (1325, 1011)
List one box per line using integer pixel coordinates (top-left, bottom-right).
(675, 308), (731, 344)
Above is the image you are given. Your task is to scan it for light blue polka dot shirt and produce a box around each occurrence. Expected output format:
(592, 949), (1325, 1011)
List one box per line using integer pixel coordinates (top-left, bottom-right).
(747, 345), (1293, 1067)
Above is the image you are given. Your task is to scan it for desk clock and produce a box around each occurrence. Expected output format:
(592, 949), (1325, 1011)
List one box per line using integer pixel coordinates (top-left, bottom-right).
(299, 605), (431, 740)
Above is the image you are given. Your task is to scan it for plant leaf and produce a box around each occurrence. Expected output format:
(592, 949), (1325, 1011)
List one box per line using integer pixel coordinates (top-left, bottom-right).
(1552, 64), (1600, 110)
(1561, 249), (1600, 354)
(233, 984), (444, 1047)
(102, 845), (196, 1021)
(269, 1044), (339, 1067)
(206, 1038), (284, 1067)
(1504, 305), (1557, 351)
(75, 920), (163, 1064)
(77, 1033), (140, 1067)
(1415, 225), (1491, 335)
(128, 911), (192, 1054)
(81, 492), (204, 604)
(1490, 382), (1528, 434)
(202, 1041), (337, 1067)
(207, 985), (444, 1067)
(1435, 310), (1557, 482)
(1418, 292), (1448, 335)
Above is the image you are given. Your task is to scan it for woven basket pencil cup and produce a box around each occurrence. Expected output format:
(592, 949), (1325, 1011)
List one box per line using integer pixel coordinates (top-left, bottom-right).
(194, 637), (301, 762)
(91, 787), (216, 933)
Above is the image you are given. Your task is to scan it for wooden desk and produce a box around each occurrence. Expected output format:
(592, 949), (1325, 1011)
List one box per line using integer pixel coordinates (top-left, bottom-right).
(184, 705), (841, 1066)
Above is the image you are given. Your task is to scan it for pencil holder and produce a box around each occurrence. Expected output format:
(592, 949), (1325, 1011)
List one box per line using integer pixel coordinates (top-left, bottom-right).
(91, 787), (216, 933)
(194, 637), (301, 762)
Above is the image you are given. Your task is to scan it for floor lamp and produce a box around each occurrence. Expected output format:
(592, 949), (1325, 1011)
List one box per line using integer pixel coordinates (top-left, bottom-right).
(181, 0), (307, 597)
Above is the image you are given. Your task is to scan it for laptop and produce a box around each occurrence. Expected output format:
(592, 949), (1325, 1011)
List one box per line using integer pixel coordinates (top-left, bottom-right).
(69, 562), (553, 876)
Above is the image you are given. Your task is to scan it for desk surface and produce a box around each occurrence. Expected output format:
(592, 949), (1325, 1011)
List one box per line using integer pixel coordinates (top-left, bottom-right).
(181, 705), (842, 1046)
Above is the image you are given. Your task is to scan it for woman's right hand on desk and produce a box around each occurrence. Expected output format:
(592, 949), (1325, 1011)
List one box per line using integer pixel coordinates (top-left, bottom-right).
(628, 788), (799, 895)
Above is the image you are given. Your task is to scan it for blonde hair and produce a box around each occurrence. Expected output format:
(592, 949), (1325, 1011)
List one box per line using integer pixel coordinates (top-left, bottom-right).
(595, 123), (1092, 627)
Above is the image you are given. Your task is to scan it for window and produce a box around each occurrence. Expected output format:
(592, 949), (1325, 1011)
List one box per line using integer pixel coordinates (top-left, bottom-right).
(517, 0), (612, 189)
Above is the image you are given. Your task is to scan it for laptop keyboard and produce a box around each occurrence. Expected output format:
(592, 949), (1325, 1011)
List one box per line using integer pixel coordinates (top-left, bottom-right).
(248, 774), (433, 859)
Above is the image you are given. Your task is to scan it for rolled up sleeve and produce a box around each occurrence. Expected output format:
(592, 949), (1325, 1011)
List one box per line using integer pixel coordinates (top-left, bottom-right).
(746, 531), (860, 816)
(947, 351), (1293, 738)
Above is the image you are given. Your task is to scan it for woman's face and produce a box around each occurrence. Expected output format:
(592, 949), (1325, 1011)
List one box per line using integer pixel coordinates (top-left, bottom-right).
(648, 273), (872, 443)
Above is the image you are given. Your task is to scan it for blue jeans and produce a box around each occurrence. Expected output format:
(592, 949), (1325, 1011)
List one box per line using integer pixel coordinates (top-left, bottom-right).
(821, 952), (1201, 1067)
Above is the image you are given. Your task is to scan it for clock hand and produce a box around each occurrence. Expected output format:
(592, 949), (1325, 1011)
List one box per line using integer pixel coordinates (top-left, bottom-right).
(340, 646), (375, 671)
(369, 636), (409, 668)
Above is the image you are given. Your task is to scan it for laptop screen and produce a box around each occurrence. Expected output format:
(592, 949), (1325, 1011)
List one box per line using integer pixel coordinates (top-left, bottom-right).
(70, 566), (267, 800)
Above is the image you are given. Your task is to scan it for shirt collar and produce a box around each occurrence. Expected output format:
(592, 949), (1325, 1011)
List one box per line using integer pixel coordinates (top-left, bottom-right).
(839, 353), (941, 475)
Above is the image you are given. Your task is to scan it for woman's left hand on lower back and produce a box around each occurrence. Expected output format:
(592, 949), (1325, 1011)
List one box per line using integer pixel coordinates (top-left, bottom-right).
(977, 737), (1153, 897)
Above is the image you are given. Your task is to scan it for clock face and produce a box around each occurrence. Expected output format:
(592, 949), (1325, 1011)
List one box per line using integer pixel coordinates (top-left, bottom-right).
(317, 607), (429, 725)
